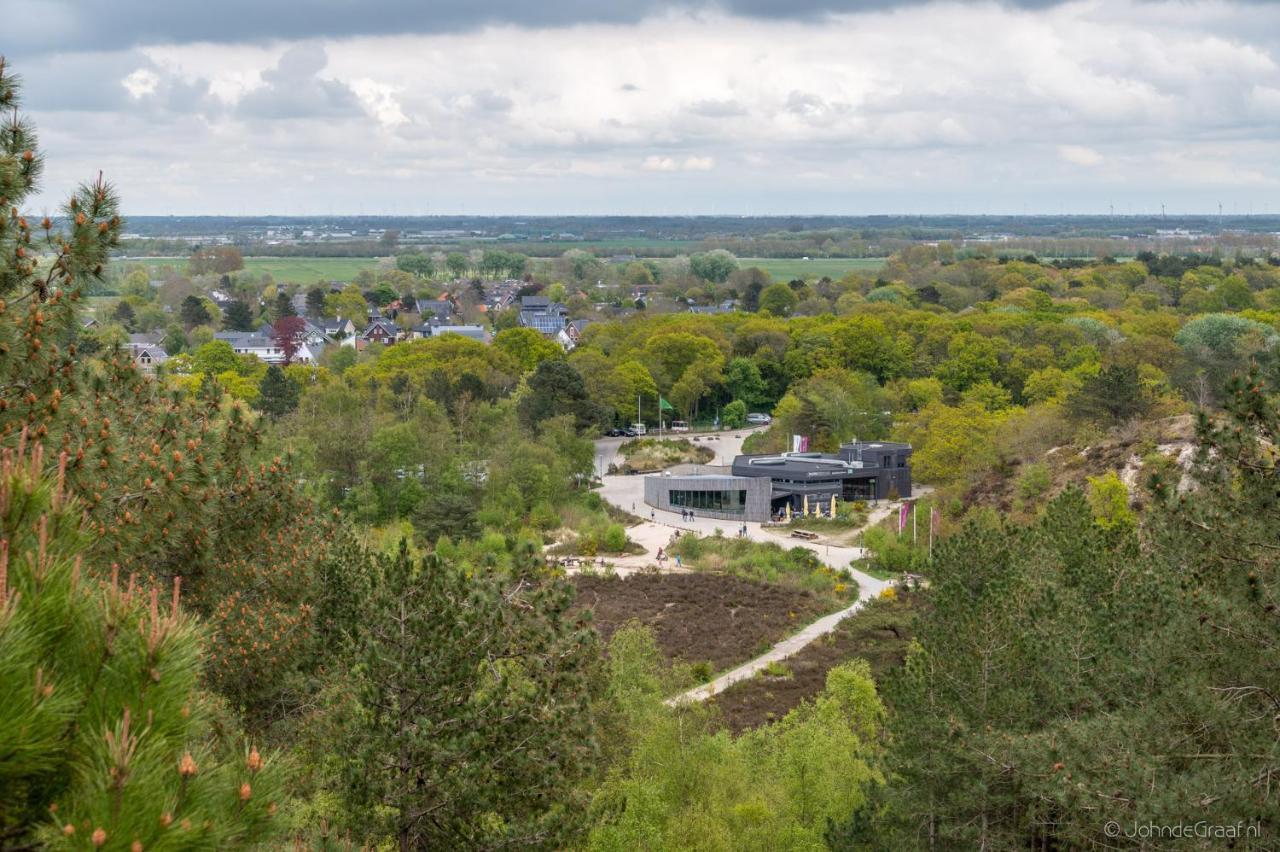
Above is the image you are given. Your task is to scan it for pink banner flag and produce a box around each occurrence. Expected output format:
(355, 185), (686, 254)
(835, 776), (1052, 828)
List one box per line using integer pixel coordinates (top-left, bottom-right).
(899, 501), (910, 534)
(931, 506), (940, 533)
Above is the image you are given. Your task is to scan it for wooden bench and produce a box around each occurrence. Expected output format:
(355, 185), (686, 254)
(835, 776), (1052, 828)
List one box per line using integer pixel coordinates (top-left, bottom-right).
(789, 530), (819, 541)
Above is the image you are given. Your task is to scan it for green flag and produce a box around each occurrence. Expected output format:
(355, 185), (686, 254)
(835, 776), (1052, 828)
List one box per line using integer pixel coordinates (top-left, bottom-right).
(659, 397), (674, 411)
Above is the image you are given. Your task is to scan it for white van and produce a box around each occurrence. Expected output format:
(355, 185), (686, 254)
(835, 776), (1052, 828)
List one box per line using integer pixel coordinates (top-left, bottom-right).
(670, 420), (690, 432)
(630, 422), (647, 436)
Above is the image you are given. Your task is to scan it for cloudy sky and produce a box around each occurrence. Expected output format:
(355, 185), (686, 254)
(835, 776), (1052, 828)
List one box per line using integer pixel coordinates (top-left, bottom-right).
(6, 0), (1279, 215)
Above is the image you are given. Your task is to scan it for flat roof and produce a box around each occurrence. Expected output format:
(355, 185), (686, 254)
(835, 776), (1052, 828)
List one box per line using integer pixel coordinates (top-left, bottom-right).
(651, 473), (750, 481)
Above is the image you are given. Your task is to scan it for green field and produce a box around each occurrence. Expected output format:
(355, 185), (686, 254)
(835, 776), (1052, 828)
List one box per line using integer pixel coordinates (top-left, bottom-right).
(122, 256), (388, 284)
(738, 257), (887, 281)
(118, 253), (887, 286)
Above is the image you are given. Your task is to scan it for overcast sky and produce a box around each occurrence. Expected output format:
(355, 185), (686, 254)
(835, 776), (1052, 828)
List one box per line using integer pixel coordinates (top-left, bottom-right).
(6, 0), (1279, 215)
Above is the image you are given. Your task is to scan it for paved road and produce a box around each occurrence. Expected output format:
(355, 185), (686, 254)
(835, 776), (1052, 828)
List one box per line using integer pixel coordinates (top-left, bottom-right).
(589, 431), (908, 704)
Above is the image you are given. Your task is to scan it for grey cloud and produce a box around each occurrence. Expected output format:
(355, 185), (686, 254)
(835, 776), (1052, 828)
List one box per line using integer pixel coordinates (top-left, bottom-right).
(12, 0), (1280, 216)
(236, 45), (363, 119)
(0, 0), (1144, 55)
(467, 89), (514, 113)
(12, 50), (145, 112)
(13, 49), (222, 119)
(785, 91), (850, 121)
(686, 98), (748, 117)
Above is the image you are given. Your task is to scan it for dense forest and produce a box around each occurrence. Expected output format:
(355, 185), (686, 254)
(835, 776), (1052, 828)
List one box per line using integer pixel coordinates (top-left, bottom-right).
(4, 56), (1280, 850)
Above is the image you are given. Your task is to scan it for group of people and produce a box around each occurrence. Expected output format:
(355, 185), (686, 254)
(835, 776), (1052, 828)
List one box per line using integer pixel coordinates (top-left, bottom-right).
(654, 547), (682, 568)
(662, 507), (750, 539)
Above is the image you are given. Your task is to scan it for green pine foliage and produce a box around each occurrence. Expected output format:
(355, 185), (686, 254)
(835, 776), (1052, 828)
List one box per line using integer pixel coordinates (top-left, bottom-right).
(0, 439), (284, 849)
(332, 542), (603, 849)
(872, 385), (1280, 847)
(256, 365), (300, 419)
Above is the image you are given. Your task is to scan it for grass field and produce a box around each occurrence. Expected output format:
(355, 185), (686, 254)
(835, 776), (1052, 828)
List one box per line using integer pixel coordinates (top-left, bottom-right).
(121, 256), (388, 284)
(117, 254), (887, 285)
(738, 257), (887, 281)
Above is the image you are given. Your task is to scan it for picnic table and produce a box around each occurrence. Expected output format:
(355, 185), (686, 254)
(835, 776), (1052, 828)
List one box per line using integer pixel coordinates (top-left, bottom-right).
(789, 529), (820, 541)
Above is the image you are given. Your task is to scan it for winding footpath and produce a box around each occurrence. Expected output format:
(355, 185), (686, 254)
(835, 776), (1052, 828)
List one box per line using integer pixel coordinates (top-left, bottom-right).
(588, 431), (911, 704)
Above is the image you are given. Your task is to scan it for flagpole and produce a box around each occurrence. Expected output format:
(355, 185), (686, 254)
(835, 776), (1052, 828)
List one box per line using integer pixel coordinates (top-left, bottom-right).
(929, 507), (935, 561)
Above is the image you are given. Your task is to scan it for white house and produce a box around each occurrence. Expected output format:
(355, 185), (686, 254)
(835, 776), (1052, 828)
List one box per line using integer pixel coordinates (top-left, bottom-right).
(214, 331), (316, 365)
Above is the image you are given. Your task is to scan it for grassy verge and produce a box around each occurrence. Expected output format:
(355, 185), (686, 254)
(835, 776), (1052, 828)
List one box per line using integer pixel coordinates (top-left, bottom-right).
(615, 437), (716, 473)
(542, 492), (645, 556)
(667, 532), (857, 609)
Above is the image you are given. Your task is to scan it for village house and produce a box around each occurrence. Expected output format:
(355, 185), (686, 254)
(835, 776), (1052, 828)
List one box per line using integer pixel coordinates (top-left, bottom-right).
(214, 331), (317, 365)
(517, 295), (568, 337)
(125, 333), (169, 373)
(556, 318), (592, 351)
(687, 299), (738, 316)
(319, 316), (359, 346)
(430, 325), (490, 343)
(361, 317), (400, 347)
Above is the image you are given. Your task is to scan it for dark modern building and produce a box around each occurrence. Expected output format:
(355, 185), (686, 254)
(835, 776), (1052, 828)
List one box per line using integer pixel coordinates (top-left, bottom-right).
(643, 470), (772, 521)
(643, 440), (912, 522)
(731, 440), (911, 512)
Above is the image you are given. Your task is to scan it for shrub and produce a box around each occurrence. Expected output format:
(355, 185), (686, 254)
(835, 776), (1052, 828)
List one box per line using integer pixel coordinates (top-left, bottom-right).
(761, 660), (794, 679)
(667, 535), (849, 602)
(723, 399), (748, 428)
(530, 501), (561, 530)
(603, 524), (628, 553)
(1016, 462), (1052, 503)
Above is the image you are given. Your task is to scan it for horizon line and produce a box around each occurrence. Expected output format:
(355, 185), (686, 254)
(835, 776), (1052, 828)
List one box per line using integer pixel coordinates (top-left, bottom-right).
(112, 211), (1280, 219)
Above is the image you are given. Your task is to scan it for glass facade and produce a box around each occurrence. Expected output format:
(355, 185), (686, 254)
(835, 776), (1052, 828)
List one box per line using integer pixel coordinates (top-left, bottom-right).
(669, 488), (747, 513)
(841, 478), (877, 500)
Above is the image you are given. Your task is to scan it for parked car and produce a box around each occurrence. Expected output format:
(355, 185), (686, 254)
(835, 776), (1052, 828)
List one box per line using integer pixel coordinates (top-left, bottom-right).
(630, 423), (647, 436)
(746, 413), (772, 425)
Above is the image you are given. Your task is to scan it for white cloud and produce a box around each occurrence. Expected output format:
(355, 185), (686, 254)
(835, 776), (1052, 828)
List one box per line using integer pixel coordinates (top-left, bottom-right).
(121, 68), (159, 98)
(1058, 144), (1104, 166)
(642, 156), (679, 171)
(350, 78), (408, 127)
(642, 155), (715, 171)
(19, 0), (1280, 213)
